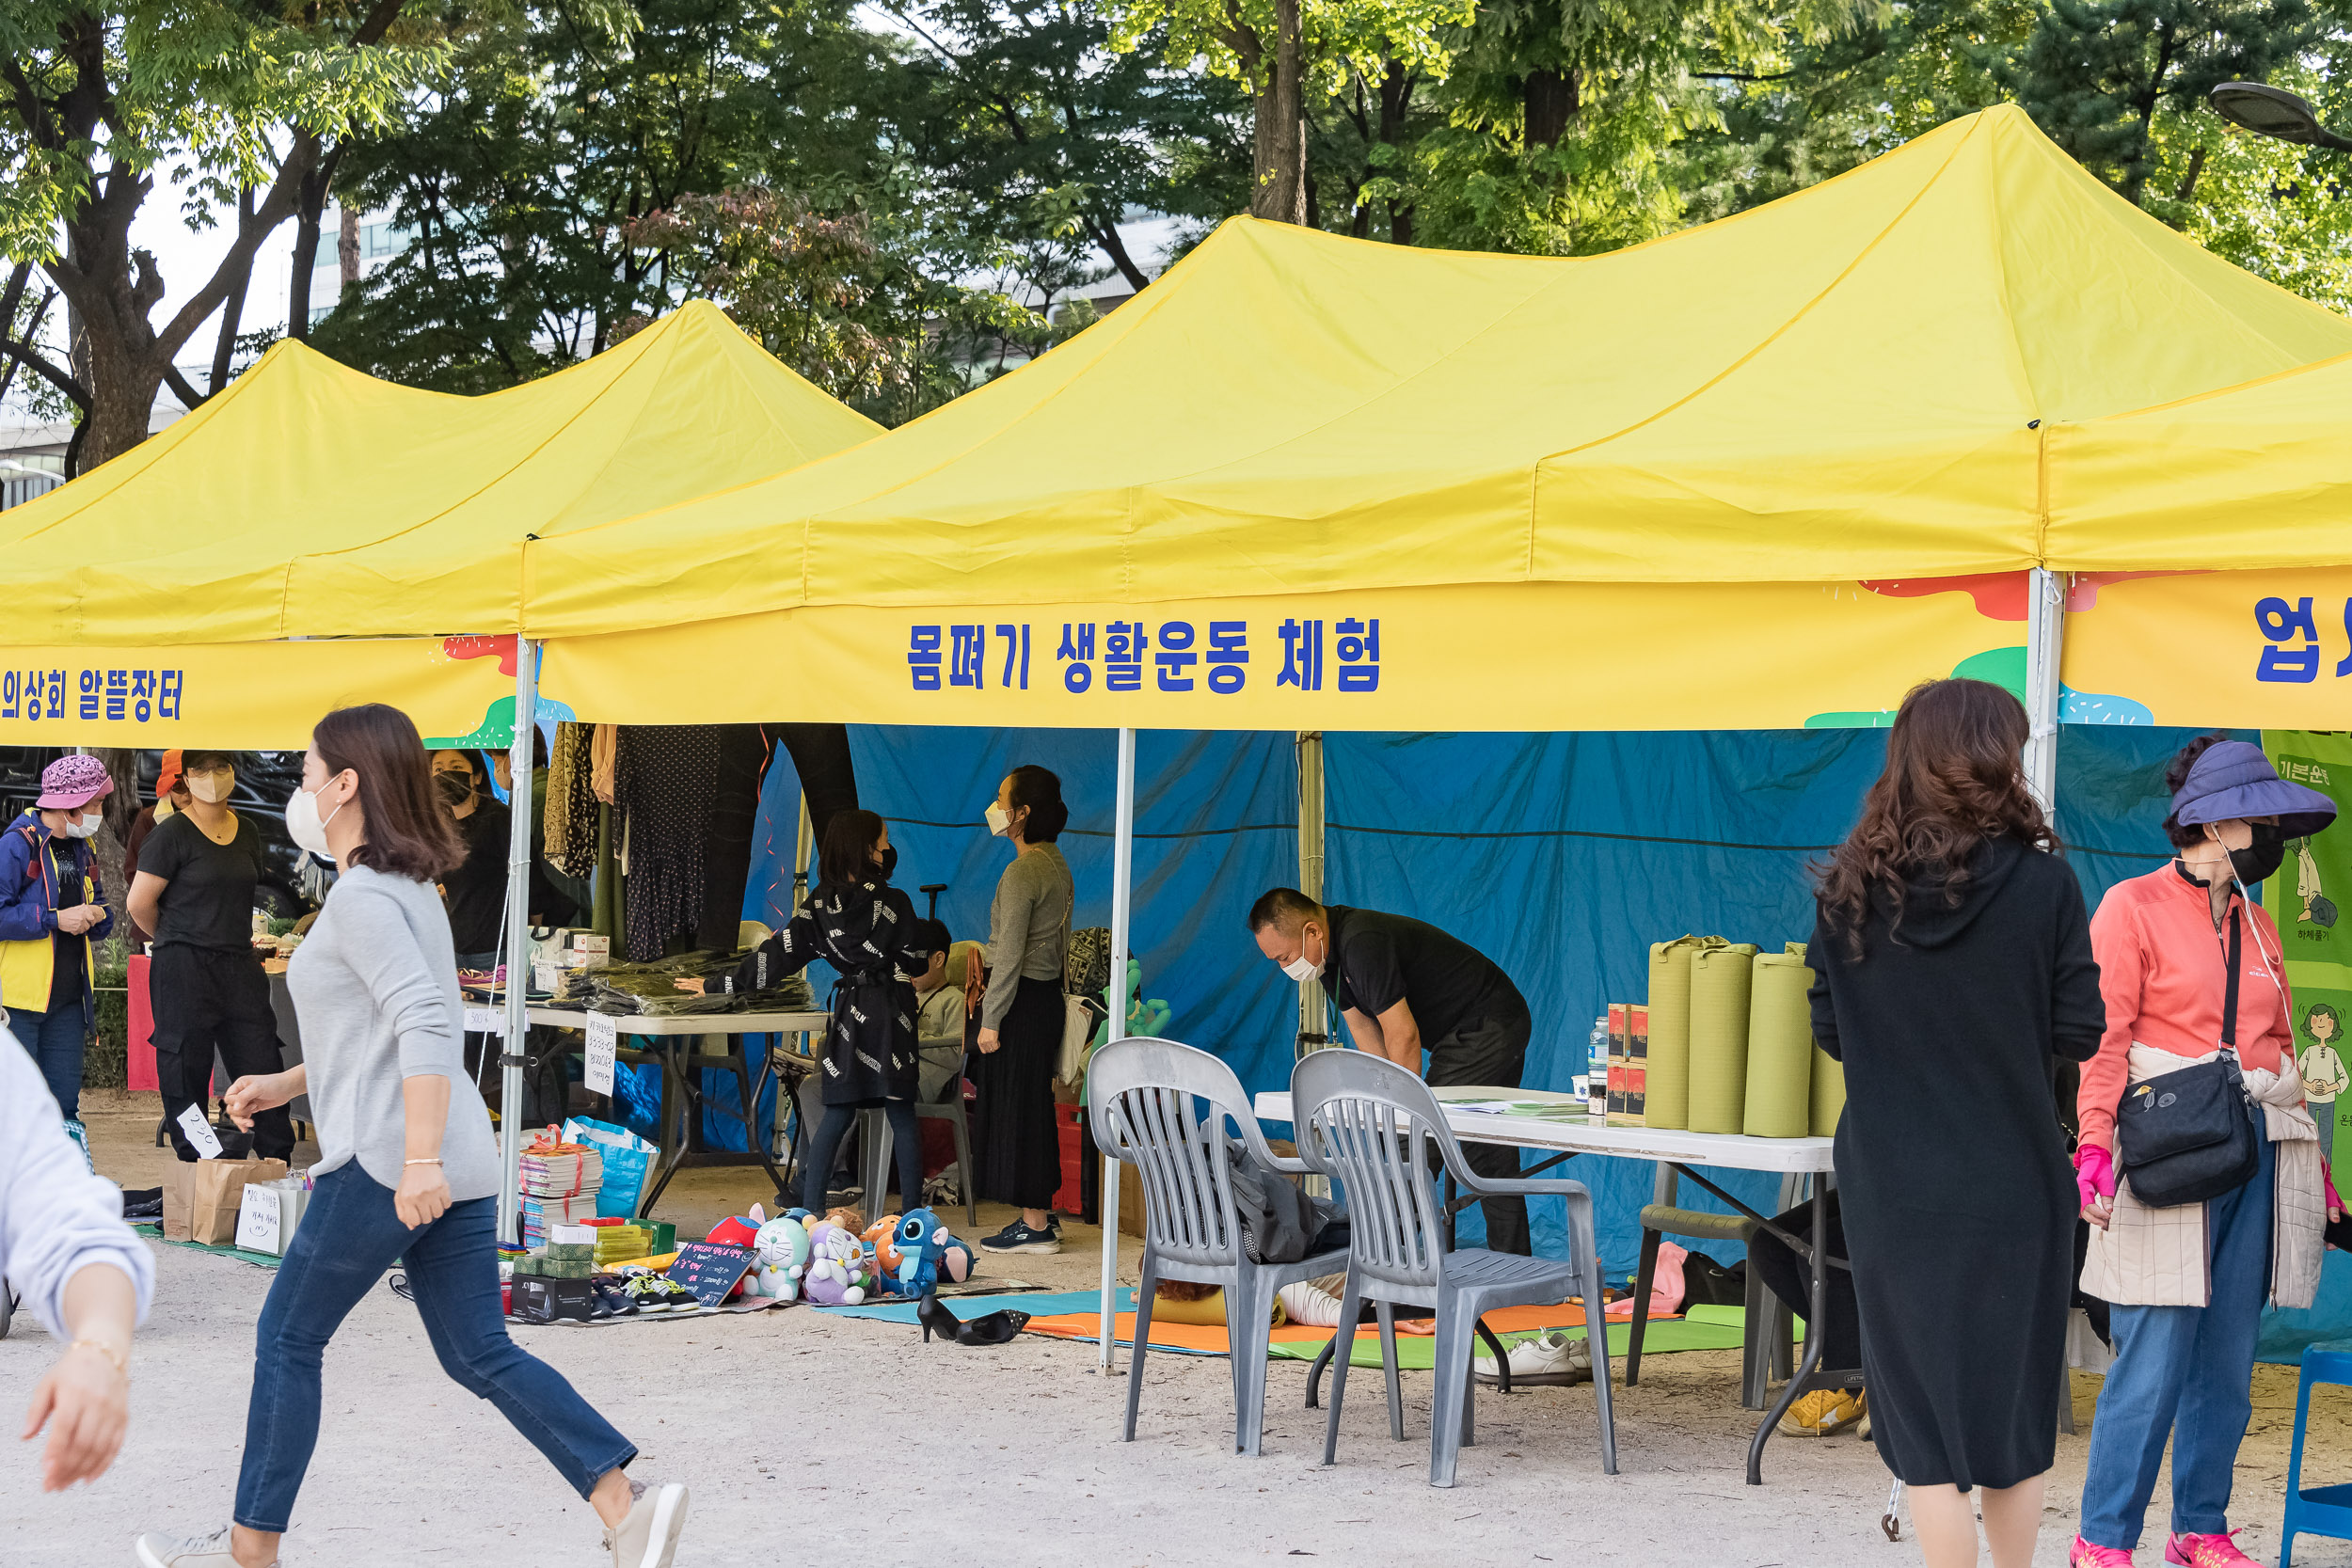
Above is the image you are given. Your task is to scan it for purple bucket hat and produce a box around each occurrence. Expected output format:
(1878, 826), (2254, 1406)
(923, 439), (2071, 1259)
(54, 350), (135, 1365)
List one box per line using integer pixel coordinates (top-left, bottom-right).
(2171, 740), (2336, 837)
(36, 754), (114, 810)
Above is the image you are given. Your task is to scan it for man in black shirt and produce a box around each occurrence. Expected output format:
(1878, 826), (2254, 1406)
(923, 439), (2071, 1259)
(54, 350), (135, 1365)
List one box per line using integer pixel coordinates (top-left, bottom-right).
(1249, 887), (1534, 1254)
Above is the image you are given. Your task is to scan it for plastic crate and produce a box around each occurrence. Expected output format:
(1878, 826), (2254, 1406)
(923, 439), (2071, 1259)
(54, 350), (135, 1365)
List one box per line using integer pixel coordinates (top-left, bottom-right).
(1054, 1101), (1086, 1216)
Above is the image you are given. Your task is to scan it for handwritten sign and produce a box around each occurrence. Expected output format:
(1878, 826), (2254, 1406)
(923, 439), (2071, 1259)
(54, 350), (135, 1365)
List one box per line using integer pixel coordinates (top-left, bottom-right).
(234, 1186), (282, 1254)
(584, 1013), (616, 1096)
(665, 1242), (755, 1308)
(177, 1103), (224, 1160)
(462, 1006), (508, 1037)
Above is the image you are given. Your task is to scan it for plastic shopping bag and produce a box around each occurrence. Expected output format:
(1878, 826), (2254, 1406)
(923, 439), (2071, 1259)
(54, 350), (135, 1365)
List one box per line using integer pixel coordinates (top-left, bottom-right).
(562, 1116), (658, 1218)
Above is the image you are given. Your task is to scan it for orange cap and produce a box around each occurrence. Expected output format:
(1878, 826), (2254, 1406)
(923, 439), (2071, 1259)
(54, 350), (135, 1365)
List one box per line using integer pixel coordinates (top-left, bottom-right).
(155, 749), (183, 801)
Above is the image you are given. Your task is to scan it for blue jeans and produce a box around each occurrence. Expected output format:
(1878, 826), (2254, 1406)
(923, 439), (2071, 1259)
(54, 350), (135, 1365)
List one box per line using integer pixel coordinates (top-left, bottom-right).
(2079, 1128), (2274, 1549)
(9, 1003), (84, 1120)
(234, 1164), (635, 1532)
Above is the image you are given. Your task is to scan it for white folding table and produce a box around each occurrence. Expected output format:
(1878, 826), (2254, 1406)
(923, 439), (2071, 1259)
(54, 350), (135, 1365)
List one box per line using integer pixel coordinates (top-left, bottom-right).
(1253, 1085), (1841, 1484)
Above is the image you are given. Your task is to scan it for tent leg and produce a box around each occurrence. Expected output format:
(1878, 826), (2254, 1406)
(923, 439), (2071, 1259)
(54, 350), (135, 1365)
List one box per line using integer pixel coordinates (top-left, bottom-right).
(2024, 567), (2065, 814)
(1099, 726), (1136, 1374)
(496, 639), (541, 1248)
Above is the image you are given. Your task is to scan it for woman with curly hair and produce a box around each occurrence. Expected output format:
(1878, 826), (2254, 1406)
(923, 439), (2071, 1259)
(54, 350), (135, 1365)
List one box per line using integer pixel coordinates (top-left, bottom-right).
(1805, 678), (2106, 1568)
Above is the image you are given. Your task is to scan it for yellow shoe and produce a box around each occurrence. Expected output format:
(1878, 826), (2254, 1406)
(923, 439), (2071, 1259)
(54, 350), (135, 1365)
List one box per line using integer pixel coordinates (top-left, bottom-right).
(1778, 1388), (1867, 1437)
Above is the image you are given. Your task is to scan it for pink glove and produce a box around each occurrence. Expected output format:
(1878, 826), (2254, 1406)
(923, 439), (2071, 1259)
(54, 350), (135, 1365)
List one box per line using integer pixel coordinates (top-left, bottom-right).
(2326, 1162), (2343, 1219)
(2074, 1144), (2116, 1211)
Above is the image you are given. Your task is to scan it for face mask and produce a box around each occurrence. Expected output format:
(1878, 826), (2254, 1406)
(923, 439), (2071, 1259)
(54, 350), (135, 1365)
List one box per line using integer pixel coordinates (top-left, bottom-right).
(873, 844), (898, 881)
(1280, 927), (1321, 983)
(65, 811), (103, 840)
(187, 770), (232, 804)
(985, 803), (1013, 838)
(286, 783), (346, 858)
(435, 772), (473, 809)
(2222, 823), (2286, 888)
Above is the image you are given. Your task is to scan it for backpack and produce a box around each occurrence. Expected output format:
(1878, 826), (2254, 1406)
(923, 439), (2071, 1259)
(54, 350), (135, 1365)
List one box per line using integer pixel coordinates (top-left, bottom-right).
(1223, 1138), (1344, 1264)
(1065, 926), (1112, 999)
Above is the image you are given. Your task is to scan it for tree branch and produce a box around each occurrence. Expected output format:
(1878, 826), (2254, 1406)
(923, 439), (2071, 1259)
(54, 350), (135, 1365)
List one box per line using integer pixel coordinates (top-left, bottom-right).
(0, 335), (88, 408)
(163, 363), (208, 409)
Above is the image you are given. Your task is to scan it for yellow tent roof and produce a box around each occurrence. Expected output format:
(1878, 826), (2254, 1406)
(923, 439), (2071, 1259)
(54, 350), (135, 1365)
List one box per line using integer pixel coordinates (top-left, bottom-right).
(512, 103), (2352, 639)
(0, 299), (879, 643)
(2049, 344), (2352, 569)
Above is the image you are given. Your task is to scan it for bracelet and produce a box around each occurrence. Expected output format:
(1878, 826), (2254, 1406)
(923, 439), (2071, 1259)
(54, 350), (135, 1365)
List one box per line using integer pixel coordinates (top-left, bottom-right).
(405, 1158), (443, 1167)
(65, 1339), (128, 1378)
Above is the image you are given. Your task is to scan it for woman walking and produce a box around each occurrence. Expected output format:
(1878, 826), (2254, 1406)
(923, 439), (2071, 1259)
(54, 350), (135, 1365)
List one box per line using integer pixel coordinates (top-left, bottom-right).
(1805, 678), (2106, 1568)
(682, 808), (936, 1212)
(0, 756), (116, 1150)
(2071, 736), (2344, 1568)
(134, 705), (688, 1568)
(971, 765), (1074, 1256)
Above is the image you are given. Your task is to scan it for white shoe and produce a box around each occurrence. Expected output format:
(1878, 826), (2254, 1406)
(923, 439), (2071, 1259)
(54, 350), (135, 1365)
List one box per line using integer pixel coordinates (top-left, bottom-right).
(135, 1528), (271, 1568)
(606, 1479), (690, 1568)
(1474, 1330), (1593, 1386)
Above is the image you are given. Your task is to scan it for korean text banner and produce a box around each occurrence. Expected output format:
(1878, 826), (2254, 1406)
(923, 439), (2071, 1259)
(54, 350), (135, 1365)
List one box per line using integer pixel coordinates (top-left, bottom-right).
(540, 579), (2016, 732)
(2062, 570), (2352, 730)
(0, 637), (522, 748)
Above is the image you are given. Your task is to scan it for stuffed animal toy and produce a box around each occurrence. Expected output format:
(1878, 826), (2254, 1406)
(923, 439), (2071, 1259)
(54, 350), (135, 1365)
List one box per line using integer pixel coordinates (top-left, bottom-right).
(1089, 958), (1171, 1050)
(745, 1207), (812, 1302)
(877, 1208), (953, 1298)
(802, 1221), (869, 1306)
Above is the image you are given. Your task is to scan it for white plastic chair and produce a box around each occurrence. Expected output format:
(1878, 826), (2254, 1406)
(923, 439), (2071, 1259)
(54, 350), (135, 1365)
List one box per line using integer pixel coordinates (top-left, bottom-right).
(1293, 1049), (1618, 1487)
(1089, 1037), (1349, 1457)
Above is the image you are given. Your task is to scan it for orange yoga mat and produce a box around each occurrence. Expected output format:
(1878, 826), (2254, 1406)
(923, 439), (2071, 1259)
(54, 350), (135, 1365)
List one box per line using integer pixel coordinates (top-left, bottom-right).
(1022, 1302), (1680, 1357)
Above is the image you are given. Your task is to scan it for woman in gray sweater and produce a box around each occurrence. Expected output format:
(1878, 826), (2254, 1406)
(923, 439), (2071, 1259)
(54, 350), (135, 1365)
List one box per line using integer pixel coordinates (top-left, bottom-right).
(972, 764), (1075, 1255)
(135, 705), (688, 1568)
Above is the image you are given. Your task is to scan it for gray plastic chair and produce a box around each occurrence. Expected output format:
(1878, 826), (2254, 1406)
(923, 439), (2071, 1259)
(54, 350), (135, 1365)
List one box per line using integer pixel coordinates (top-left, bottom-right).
(1089, 1037), (1350, 1457)
(1293, 1049), (1618, 1487)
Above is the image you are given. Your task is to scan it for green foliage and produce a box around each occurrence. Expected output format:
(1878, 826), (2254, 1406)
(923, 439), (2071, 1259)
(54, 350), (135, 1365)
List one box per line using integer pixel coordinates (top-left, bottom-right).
(1112, 0), (1472, 101)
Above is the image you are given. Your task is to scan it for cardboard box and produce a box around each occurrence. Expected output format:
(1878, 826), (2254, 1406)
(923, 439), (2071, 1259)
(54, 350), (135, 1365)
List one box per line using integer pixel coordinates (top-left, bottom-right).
(511, 1276), (598, 1323)
(1606, 1003), (1630, 1121)
(1618, 1004), (1650, 1126)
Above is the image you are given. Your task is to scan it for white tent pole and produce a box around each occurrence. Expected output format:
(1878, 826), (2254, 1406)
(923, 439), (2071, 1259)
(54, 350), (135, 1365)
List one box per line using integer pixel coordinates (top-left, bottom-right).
(1098, 725), (1136, 1373)
(496, 640), (540, 1248)
(2024, 567), (2065, 815)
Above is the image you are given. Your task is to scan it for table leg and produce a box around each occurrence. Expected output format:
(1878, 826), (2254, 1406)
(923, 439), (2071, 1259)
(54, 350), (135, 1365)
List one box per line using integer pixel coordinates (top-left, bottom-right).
(1747, 1182), (1827, 1486)
(636, 1040), (693, 1216)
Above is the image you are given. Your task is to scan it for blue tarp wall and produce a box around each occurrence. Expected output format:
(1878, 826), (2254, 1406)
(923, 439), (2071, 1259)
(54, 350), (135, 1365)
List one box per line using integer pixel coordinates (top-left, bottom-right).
(739, 722), (2346, 1358)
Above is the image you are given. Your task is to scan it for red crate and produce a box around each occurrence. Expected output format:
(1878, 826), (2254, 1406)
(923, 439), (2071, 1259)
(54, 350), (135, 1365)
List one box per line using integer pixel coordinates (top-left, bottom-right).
(1053, 1101), (1086, 1217)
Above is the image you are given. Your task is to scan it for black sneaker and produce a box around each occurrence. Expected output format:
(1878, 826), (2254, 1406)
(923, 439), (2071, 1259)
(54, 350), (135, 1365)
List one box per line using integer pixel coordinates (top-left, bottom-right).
(979, 1219), (1062, 1255)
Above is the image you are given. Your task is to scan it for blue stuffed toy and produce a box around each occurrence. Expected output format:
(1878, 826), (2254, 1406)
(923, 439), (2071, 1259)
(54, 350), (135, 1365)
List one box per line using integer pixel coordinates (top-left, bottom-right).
(879, 1208), (954, 1299)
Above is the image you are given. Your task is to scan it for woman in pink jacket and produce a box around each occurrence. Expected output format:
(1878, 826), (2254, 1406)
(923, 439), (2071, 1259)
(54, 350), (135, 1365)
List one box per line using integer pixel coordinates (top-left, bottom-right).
(2071, 737), (2344, 1568)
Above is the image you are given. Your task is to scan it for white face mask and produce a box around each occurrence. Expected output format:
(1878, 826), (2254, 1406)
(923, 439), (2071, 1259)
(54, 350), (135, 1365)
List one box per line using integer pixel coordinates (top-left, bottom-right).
(64, 810), (103, 840)
(187, 770), (232, 804)
(985, 802), (1013, 838)
(1281, 926), (1321, 983)
(285, 781), (346, 857)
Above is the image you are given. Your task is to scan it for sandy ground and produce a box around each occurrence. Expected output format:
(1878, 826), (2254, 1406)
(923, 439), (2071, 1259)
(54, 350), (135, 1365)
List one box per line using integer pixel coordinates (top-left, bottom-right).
(4, 1089), (2349, 1568)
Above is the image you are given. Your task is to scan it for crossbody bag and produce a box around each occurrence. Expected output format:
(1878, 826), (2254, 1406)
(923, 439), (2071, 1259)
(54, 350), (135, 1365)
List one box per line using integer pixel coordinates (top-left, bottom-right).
(2115, 906), (2263, 1209)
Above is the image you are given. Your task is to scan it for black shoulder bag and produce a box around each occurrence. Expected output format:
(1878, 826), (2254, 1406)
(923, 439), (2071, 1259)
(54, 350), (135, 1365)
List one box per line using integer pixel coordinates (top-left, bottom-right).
(2115, 907), (2263, 1210)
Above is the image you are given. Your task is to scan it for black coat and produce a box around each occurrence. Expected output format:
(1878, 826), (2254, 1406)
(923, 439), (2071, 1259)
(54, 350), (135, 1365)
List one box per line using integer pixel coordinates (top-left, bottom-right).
(719, 878), (934, 1104)
(1805, 836), (2105, 1491)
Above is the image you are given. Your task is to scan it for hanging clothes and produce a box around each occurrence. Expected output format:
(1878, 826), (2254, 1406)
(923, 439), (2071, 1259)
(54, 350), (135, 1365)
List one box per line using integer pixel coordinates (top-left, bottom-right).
(544, 722), (597, 881)
(614, 725), (720, 960)
(697, 725), (771, 950)
(591, 724), (619, 805)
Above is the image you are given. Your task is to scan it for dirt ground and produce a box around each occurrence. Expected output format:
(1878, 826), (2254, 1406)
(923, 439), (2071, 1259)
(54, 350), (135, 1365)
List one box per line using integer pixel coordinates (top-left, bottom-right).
(5, 1089), (2349, 1568)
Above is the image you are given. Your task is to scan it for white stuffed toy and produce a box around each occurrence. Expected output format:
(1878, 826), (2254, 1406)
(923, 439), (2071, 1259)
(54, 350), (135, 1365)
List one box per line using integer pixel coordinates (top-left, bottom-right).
(745, 1206), (812, 1302)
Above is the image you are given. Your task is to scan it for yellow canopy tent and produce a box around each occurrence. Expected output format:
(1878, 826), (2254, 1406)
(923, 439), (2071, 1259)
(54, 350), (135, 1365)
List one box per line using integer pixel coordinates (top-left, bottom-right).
(492, 105), (2352, 736)
(0, 299), (879, 745)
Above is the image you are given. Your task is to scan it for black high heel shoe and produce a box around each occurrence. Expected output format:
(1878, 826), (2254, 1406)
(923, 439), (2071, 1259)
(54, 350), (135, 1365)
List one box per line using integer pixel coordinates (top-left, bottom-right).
(918, 1289), (1030, 1345)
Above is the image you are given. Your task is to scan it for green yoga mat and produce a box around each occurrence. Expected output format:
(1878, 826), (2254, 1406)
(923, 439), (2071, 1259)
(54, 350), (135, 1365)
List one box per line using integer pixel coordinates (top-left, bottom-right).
(1744, 944), (1814, 1138)
(1263, 1307), (1756, 1370)
(1686, 942), (1759, 1133)
(1645, 936), (1725, 1131)
(1811, 1045), (1847, 1136)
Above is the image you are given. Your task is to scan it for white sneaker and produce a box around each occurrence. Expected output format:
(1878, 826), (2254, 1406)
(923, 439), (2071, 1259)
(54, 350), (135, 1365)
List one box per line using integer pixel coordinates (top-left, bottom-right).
(134, 1528), (271, 1568)
(1473, 1330), (1593, 1386)
(606, 1479), (690, 1568)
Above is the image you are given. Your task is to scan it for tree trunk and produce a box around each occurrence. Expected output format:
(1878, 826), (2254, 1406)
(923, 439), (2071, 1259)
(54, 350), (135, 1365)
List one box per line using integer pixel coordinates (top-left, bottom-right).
(77, 341), (165, 472)
(1524, 68), (1580, 150)
(1250, 0), (1308, 222)
(340, 205), (362, 293)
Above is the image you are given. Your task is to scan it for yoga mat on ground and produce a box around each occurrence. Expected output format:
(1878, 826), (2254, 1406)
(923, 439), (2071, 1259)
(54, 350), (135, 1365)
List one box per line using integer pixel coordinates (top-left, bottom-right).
(1260, 1307), (1748, 1369)
(1645, 935), (1724, 1131)
(1743, 943), (1815, 1138)
(814, 1287), (1114, 1325)
(1811, 1044), (1847, 1136)
(1686, 942), (1758, 1133)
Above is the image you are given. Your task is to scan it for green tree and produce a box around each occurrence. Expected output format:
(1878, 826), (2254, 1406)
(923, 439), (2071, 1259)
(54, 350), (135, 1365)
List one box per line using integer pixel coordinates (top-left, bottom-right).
(0, 1), (445, 467)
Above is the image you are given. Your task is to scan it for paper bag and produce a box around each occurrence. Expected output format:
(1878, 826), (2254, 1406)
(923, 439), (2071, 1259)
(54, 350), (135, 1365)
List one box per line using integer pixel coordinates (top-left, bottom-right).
(166, 1156), (287, 1244)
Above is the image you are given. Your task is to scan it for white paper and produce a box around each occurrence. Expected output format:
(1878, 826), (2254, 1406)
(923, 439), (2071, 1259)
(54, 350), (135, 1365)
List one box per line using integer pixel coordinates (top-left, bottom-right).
(235, 1186), (281, 1253)
(462, 1006), (508, 1037)
(584, 1013), (617, 1096)
(176, 1103), (225, 1160)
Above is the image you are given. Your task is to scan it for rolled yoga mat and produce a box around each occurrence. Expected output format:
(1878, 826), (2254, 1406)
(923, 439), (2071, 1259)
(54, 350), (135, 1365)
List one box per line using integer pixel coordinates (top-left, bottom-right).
(1645, 935), (1726, 1131)
(1685, 942), (1759, 1134)
(1743, 943), (1815, 1138)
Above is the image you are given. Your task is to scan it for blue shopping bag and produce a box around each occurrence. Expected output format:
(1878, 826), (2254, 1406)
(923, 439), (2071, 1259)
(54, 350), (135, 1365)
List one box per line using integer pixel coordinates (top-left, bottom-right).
(561, 1116), (658, 1218)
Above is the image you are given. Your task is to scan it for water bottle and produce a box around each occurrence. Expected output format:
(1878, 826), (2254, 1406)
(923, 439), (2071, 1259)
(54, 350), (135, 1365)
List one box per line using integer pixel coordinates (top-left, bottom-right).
(1588, 1016), (1611, 1120)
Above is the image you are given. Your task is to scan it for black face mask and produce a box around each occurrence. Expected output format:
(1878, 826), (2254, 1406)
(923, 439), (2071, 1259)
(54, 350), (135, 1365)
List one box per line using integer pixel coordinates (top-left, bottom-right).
(435, 772), (473, 809)
(2226, 823), (2285, 887)
(873, 844), (898, 882)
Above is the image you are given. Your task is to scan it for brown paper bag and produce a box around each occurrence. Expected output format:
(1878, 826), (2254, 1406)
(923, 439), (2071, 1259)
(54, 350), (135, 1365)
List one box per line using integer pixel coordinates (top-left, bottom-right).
(165, 1157), (287, 1244)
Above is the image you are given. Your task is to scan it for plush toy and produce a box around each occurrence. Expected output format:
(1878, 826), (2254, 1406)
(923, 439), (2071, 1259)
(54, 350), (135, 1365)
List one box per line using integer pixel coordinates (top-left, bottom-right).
(745, 1207), (812, 1302)
(863, 1214), (904, 1277)
(1090, 958), (1171, 1050)
(802, 1221), (870, 1307)
(877, 1208), (955, 1298)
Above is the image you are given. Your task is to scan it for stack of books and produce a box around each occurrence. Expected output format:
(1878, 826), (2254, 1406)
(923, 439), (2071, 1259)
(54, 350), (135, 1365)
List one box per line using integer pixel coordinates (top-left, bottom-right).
(518, 1144), (604, 1249)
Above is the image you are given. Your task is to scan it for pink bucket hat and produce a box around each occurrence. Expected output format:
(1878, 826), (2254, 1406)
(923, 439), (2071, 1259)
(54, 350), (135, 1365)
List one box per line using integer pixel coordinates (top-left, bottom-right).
(37, 754), (114, 810)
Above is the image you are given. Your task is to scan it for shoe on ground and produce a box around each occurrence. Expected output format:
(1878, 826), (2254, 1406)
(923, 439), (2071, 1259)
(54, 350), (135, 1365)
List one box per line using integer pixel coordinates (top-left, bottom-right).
(2070, 1535), (2137, 1567)
(1858, 1408), (1872, 1440)
(979, 1219), (1061, 1254)
(606, 1480), (690, 1568)
(134, 1528), (274, 1568)
(2165, 1530), (2259, 1568)
(1777, 1388), (1867, 1437)
(589, 1277), (638, 1318)
(1474, 1330), (1592, 1386)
